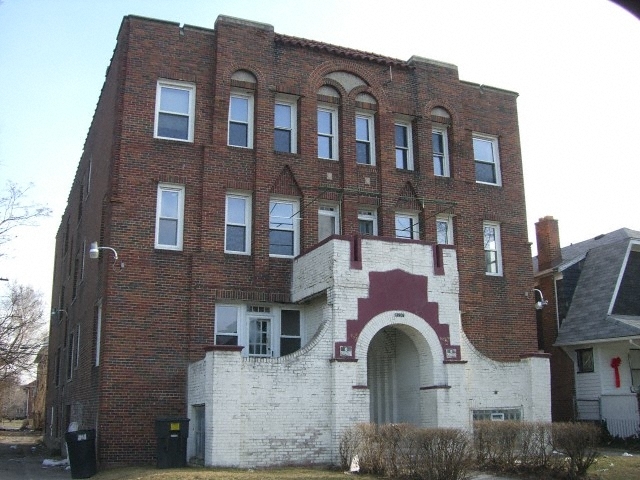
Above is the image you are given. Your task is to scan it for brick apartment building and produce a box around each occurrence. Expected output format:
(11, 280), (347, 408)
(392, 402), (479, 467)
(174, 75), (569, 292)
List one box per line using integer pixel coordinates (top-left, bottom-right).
(45, 15), (550, 468)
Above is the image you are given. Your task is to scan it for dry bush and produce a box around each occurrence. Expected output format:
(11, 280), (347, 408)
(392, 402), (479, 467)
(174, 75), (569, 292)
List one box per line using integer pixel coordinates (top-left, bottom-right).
(413, 428), (472, 480)
(473, 420), (521, 471)
(551, 422), (600, 479)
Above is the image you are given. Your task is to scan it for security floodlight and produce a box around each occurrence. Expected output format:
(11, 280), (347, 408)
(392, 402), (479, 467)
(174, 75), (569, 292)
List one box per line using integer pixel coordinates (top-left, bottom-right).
(89, 241), (118, 260)
(533, 288), (548, 310)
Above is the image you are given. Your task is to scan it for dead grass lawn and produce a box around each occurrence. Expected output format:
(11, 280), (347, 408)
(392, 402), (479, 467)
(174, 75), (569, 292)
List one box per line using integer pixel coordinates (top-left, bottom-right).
(92, 466), (380, 480)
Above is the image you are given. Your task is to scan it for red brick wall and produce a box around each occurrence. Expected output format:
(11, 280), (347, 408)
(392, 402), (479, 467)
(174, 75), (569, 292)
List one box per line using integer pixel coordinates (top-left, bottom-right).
(47, 15), (539, 466)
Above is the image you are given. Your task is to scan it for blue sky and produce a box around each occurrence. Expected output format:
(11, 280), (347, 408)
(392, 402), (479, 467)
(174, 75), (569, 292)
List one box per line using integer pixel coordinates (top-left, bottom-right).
(0, 0), (639, 310)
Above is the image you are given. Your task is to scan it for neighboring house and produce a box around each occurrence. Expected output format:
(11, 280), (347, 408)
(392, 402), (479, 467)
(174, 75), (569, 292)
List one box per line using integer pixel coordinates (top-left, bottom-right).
(32, 346), (48, 430)
(534, 216), (640, 437)
(45, 15), (549, 469)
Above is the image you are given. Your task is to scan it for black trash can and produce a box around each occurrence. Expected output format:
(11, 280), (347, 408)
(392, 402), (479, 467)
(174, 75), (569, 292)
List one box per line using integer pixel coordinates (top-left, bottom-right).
(65, 429), (97, 479)
(155, 418), (189, 468)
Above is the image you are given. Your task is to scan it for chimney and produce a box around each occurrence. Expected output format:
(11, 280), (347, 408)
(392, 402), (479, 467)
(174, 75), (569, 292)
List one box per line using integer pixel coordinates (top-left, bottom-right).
(535, 216), (562, 271)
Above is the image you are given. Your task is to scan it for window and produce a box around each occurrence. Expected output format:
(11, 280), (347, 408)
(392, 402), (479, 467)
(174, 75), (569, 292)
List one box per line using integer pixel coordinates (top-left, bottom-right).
(433, 127), (450, 176)
(214, 304), (302, 357)
(483, 222), (502, 275)
(317, 106), (338, 160)
(576, 348), (594, 373)
(154, 80), (195, 142)
(274, 97), (297, 153)
(95, 301), (102, 367)
(358, 209), (378, 236)
(436, 216), (454, 245)
(356, 113), (375, 165)
(155, 184), (185, 250)
(228, 91), (253, 148)
(225, 193), (251, 254)
(280, 310), (301, 356)
(473, 408), (522, 421)
(395, 121), (413, 170)
(473, 134), (501, 185)
(318, 205), (340, 241)
(75, 324), (80, 369)
(215, 305), (239, 346)
(67, 330), (74, 380)
(395, 213), (419, 239)
(269, 199), (300, 257)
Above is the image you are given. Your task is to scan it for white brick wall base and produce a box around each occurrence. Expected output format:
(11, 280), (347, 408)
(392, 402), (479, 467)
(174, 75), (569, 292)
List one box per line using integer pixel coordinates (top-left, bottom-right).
(187, 238), (550, 467)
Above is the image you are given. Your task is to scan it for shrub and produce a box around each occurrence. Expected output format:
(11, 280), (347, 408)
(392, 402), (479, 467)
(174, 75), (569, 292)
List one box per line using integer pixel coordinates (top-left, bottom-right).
(551, 422), (600, 479)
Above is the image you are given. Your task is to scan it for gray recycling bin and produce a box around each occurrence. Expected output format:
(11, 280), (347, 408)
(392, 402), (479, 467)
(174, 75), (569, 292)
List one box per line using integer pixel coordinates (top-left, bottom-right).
(65, 429), (97, 478)
(155, 418), (189, 468)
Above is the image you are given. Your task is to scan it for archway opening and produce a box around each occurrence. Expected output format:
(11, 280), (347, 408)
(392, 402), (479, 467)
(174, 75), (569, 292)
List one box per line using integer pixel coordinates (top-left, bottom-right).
(367, 326), (421, 425)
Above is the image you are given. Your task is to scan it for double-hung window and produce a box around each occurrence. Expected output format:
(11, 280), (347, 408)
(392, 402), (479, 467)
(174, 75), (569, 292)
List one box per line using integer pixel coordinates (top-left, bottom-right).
(432, 127), (450, 176)
(280, 310), (301, 356)
(483, 221), (502, 275)
(269, 199), (300, 257)
(395, 213), (419, 239)
(154, 80), (195, 142)
(225, 193), (251, 254)
(318, 106), (338, 160)
(473, 134), (501, 185)
(356, 113), (375, 165)
(395, 120), (413, 170)
(576, 348), (594, 373)
(318, 204), (340, 241)
(274, 97), (297, 153)
(358, 209), (378, 236)
(214, 305), (239, 346)
(228, 91), (253, 148)
(155, 184), (185, 250)
(436, 215), (454, 245)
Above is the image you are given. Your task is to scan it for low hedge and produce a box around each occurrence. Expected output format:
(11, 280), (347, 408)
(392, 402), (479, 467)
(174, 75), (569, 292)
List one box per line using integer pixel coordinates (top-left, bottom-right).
(339, 421), (600, 480)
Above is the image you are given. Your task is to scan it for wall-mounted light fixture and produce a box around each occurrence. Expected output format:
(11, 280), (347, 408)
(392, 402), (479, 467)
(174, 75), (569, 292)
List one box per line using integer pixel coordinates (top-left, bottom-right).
(533, 288), (549, 310)
(89, 241), (118, 260)
(51, 308), (67, 318)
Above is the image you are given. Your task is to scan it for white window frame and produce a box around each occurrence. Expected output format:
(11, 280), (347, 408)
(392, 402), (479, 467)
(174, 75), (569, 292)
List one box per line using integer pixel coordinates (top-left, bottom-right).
(317, 105), (339, 160)
(395, 212), (419, 240)
(214, 304), (303, 358)
(155, 183), (185, 251)
(274, 95), (297, 154)
(395, 119), (414, 170)
(473, 133), (501, 186)
(154, 79), (195, 142)
(224, 193), (252, 255)
(95, 301), (102, 367)
(432, 126), (450, 177)
(74, 324), (80, 369)
(355, 112), (376, 165)
(436, 215), (454, 245)
(228, 90), (254, 148)
(269, 198), (300, 258)
(318, 204), (340, 241)
(483, 221), (503, 276)
(358, 209), (378, 236)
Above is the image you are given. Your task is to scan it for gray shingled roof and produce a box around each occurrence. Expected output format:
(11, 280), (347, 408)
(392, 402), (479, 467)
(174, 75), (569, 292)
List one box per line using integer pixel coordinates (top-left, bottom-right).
(554, 229), (640, 346)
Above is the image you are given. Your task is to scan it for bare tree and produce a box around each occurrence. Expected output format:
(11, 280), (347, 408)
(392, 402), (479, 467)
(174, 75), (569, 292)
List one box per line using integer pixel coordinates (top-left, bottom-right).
(0, 181), (51, 259)
(0, 283), (46, 385)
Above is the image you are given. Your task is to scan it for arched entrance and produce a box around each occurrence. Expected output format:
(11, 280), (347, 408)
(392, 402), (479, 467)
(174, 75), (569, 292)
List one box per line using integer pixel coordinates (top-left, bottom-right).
(367, 325), (421, 425)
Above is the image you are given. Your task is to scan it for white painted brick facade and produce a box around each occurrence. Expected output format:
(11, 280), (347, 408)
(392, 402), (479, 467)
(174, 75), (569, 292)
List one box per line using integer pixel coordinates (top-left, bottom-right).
(188, 237), (551, 467)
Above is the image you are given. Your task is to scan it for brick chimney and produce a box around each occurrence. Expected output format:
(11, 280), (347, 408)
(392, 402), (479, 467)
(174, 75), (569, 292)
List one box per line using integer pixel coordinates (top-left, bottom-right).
(535, 216), (562, 271)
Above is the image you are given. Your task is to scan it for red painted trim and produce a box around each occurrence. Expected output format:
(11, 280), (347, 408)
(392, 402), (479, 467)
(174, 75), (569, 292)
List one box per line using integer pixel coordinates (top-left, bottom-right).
(350, 235), (362, 270)
(334, 268), (461, 361)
